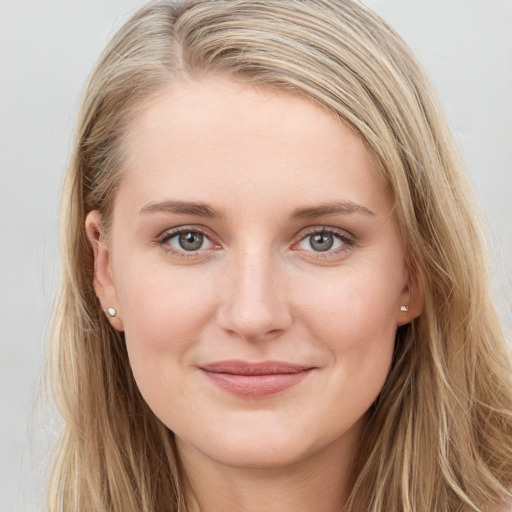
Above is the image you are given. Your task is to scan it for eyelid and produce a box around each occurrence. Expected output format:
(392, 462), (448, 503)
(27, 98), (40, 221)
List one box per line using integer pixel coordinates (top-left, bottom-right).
(292, 225), (356, 257)
(154, 224), (356, 260)
(157, 224), (217, 241)
(156, 225), (221, 255)
(295, 225), (355, 242)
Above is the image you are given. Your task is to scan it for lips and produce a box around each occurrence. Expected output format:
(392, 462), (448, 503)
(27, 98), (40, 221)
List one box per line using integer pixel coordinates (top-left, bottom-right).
(200, 360), (314, 398)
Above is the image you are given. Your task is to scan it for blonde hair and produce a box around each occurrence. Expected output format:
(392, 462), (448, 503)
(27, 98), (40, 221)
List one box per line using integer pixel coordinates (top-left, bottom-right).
(48, 1), (512, 510)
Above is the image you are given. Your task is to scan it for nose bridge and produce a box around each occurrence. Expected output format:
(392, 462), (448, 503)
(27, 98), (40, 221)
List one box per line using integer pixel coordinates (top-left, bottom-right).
(217, 242), (292, 340)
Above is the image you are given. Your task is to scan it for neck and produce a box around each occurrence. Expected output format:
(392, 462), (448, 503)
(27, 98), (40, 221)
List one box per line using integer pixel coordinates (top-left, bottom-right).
(177, 431), (361, 512)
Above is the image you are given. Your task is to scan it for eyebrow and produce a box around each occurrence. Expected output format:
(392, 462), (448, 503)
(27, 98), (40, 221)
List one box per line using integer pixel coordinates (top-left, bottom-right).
(139, 199), (375, 219)
(291, 201), (375, 219)
(139, 200), (222, 218)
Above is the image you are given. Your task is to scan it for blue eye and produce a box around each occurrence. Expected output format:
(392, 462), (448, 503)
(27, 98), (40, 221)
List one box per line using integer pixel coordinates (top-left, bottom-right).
(160, 229), (215, 253)
(296, 230), (351, 253)
(308, 232), (336, 252)
(177, 231), (205, 251)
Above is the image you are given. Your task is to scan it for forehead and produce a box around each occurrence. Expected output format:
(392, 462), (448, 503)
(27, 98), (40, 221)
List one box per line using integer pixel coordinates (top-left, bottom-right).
(117, 76), (392, 217)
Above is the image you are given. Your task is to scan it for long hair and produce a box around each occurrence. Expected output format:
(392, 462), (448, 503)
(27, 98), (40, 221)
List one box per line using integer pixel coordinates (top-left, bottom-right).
(48, 1), (512, 510)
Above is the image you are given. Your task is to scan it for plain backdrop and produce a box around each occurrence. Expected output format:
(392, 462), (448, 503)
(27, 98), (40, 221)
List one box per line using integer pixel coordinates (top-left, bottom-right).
(1, 1), (511, 510)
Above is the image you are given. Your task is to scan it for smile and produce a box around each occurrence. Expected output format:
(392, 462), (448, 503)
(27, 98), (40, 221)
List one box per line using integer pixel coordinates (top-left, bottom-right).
(200, 360), (315, 398)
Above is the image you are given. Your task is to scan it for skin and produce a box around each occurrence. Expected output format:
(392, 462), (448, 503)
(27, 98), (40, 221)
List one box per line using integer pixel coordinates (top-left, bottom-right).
(87, 76), (422, 512)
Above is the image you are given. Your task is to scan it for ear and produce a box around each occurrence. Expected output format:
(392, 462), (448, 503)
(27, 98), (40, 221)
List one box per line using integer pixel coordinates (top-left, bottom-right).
(85, 210), (124, 331)
(397, 268), (424, 326)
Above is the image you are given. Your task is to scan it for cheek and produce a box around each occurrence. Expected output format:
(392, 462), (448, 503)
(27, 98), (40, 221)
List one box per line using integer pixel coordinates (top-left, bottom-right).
(114, 262), (219, 381)
(118, 260), (214, 329)
(296, 264), (402, 401)
(298, 264), (402, 346)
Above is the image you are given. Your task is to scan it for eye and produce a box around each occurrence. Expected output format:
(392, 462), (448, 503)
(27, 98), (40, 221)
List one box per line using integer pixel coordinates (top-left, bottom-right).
(305, 232), (337, 252)
(295, 228), (354, 255)
(159, 228), (217, 253)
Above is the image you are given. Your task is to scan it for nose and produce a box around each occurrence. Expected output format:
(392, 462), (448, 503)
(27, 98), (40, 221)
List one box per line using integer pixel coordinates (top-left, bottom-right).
(216, 248), (293, 342)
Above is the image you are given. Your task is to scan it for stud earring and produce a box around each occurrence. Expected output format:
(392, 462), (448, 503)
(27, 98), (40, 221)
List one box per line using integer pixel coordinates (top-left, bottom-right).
(400, 305), (408, 312)
(106, 307), (117, 318)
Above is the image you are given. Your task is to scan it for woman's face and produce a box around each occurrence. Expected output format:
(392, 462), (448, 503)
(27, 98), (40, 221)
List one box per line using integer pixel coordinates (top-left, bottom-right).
(88, 77), (421, 471)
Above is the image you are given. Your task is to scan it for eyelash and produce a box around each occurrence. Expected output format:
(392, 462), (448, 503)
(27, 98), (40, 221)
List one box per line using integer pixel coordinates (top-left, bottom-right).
(294, 227), (356, 259)
(156, 226), (356, 260)
(157, 226), (218, 258)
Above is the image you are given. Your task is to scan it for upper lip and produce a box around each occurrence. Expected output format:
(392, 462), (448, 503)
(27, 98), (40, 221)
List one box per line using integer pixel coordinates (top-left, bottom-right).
(200, 360), (313, 375)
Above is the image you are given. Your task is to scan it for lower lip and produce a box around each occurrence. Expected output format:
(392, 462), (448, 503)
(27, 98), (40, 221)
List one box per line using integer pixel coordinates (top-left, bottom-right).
(201, 369), (313, 398)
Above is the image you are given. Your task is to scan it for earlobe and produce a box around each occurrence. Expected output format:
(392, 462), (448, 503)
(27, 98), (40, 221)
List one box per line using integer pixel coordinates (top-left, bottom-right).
(85, 210), (124, 331)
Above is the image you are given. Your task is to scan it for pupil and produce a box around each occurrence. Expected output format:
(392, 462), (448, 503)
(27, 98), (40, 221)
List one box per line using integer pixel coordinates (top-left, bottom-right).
(311, 233), (333, 252)
(179, 232), (203, 251)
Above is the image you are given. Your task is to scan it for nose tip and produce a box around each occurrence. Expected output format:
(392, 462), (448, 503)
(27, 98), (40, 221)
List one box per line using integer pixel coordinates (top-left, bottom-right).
(219, 302), (291, 342)
(216, 258), (293, 342)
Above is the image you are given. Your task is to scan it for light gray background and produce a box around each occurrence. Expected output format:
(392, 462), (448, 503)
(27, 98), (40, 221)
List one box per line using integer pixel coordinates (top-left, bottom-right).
(1, 1), (511, 510)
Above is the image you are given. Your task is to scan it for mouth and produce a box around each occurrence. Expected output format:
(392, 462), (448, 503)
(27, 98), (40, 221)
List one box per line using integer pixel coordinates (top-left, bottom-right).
(199, 360), (315, 398)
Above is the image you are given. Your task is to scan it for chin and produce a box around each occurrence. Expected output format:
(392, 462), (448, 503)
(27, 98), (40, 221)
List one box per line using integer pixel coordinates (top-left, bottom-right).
(175, 412), (361, 472)
(199, 439), (313, 470)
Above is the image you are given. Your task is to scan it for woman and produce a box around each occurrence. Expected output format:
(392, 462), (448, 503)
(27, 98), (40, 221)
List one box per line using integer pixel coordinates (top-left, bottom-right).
(48, 0), (512, 510)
